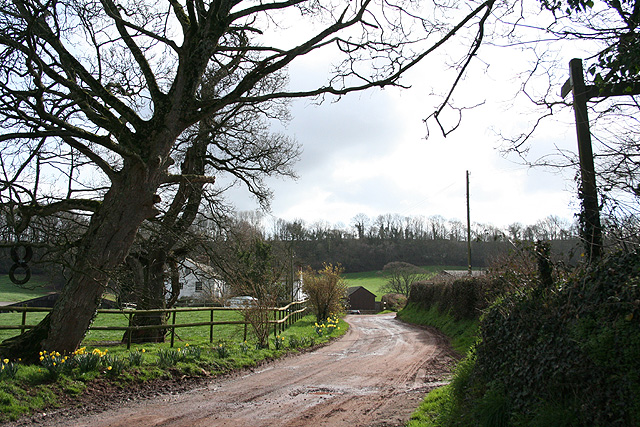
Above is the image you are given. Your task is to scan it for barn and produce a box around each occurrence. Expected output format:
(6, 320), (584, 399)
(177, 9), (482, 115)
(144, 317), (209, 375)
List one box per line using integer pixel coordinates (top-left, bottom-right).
(346, 286), (376, 311)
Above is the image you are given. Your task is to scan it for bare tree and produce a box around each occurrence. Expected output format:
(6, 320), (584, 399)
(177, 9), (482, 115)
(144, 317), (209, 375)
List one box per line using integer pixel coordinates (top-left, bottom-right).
(209, 220), (287, 348)
(121, 73), (300, 343)
(382, 261), (429, 297)
(495, 0), (640, 253)
(351, 213), (371, 239)
(0, 0), (502, 358)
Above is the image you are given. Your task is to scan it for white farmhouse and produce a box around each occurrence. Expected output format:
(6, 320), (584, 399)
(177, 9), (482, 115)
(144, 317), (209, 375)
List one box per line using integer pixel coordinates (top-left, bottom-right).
(291, 268), (306, 301)
(174, 257), (226, 300)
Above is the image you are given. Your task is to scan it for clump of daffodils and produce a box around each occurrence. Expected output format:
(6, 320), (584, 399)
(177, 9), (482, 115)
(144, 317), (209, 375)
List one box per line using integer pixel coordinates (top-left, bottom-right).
(0, 358), (19, 380)
(274, 335), (285, 350)
(128, 348), (146, 366)
(215, 342), (229, 358)
(39, 350), (70, 378)
(73, 347), (107, 373)
(314, 315), (340, 336)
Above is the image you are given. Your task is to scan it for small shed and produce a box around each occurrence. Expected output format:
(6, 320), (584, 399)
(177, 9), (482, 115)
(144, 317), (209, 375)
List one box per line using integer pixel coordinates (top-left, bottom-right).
(346, 286), (376, 311)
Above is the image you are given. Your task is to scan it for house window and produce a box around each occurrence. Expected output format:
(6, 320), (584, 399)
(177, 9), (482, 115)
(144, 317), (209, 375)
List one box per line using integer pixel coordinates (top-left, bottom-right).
(195, 281), (203, 292)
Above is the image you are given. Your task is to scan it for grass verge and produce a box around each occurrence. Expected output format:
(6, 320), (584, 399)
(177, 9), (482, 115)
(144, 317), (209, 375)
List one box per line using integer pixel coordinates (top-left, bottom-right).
(397, 303), (478, 427)
(396, 303), (477, 355)
(0, 314), (347, 423)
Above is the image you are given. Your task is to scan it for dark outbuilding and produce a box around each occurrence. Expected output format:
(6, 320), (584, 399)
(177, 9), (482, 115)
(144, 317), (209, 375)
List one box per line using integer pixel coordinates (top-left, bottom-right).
(346, 286), (376, 311)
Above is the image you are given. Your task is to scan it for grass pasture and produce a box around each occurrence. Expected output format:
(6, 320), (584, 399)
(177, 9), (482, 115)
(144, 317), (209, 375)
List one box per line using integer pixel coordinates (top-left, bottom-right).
(0, 275), (50, 303)
(1, 306), (282, 346)
(343, 266), (464, 300)
(342, 270), (388, 300)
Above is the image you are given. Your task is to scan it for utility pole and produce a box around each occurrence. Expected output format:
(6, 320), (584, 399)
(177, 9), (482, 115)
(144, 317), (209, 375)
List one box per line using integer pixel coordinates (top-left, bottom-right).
(561, 58), (640, 262)
(466, 170), (472, 275)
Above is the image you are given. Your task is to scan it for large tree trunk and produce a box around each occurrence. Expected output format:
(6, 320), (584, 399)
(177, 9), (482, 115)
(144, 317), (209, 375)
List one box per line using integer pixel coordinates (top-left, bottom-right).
(0, 163), (161, 361)
(126, 140), (207, 344)
(126, 248), (169, 344)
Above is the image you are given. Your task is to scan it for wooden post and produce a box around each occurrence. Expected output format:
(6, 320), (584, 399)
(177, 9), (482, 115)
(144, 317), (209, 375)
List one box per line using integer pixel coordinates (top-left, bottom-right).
(560, 59), (640, 260)
(209, 309), (214, 343)
(21, 309), (26, 335)
(170, 310), (177, 348)
(565, 58), (603, 261)
(127, 311), (133, 350)
(466, 170), (472, 274)
(273, 310), (277, 337)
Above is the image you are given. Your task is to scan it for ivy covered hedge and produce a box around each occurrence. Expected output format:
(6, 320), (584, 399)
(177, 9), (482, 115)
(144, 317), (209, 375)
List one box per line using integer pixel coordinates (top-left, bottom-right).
(408, 276), (488, 321)
(452, 249), (640, 426)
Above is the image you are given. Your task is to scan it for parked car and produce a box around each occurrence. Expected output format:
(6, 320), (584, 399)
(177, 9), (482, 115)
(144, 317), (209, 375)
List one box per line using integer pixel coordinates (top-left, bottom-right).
(226, 296), (258, 308)
(348, 309), (361, 315)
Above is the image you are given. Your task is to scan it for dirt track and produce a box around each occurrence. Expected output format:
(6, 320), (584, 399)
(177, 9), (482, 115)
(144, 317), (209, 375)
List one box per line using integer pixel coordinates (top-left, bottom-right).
(31, 313), (457, 427)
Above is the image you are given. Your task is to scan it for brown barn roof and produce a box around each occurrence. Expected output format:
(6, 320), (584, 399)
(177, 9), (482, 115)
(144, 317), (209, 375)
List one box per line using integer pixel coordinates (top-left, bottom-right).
(347, 286), (376, 297)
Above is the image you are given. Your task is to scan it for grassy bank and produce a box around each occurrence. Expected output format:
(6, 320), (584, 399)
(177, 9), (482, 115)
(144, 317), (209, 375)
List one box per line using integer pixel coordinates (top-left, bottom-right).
(396, 303), (477, 355)
(0, 275), (49, 302)
(397, 303), (478, 427)
(0, 314), (348, 422)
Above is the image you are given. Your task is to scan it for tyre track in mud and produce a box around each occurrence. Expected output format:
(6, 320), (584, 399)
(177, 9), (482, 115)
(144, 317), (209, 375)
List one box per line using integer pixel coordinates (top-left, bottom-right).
(29, 313), (458, 427)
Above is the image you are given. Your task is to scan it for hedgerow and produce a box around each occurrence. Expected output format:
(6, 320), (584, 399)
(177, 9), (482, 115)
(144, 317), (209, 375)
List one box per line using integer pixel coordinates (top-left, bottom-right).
(459, 249), (640, 426)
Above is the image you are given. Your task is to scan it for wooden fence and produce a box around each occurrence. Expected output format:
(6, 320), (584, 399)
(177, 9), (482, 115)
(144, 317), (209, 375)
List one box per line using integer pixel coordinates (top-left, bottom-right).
(0, 300), (307, 349)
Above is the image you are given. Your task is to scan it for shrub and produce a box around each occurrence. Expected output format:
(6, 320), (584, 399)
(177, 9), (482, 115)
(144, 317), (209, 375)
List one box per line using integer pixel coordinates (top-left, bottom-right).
(381, 293), (407, 311)
(303, 264), (347, 322)
(408, 277), (488, 321)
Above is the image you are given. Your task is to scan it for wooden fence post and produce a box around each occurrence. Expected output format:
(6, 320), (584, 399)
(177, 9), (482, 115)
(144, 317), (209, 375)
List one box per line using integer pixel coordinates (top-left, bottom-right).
(127, 311), (133, 350)
(209, 309), (214, 343)
(170, 311), (177, 348)
(20, 310), (26, 335)
(273, 309), (277, 337)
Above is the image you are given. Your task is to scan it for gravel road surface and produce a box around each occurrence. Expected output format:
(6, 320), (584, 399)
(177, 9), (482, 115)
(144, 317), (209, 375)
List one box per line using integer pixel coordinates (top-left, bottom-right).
(26, 313), (457, 427)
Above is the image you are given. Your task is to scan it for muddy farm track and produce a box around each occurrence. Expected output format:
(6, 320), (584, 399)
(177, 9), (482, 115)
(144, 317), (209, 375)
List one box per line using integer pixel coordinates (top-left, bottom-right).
(15, 314), (458, 427)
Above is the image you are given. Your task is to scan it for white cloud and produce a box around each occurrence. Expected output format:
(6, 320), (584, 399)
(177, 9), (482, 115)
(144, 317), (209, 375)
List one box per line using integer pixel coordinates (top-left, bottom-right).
(228, 29), (589, 230)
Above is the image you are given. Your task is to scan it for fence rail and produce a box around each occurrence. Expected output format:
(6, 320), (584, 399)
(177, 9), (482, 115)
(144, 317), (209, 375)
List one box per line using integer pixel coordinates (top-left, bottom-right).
(0, 300), (308, 349)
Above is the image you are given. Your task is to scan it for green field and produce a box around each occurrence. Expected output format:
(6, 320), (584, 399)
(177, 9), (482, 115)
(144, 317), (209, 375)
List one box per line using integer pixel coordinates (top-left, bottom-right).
(343, 266), (467, 300)
(0, 265), (468, 343)
(0, 275), (50, 302)
(343, 270), (388, 299)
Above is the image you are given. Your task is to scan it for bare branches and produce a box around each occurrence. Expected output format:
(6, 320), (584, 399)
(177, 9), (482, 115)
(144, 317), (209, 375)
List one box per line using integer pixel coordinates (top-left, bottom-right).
(427, 0), (496, 138)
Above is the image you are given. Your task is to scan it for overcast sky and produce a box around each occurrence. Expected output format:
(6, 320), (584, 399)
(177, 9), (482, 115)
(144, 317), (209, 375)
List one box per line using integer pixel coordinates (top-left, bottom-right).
(226, 16), (591, 232)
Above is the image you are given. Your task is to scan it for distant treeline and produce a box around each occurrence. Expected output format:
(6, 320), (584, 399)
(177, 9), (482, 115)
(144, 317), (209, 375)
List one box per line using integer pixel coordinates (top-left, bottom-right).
(0, 211), (582, 278)
(266, 213), (582, 272)
(276, 236), (582, 273)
